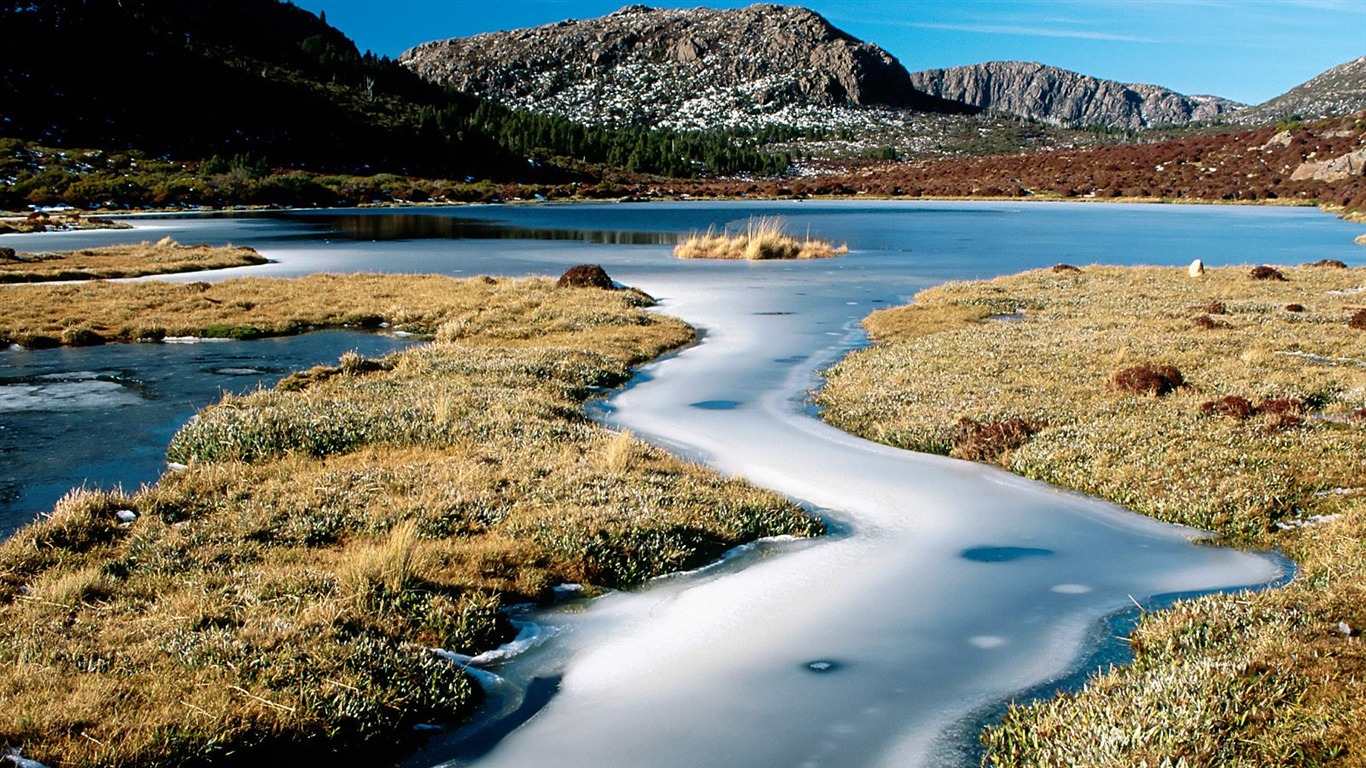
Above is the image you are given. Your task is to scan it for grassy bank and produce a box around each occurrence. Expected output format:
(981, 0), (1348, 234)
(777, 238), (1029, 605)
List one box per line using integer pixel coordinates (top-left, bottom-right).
(0, 238), (266, 284)
(674, 216), (847, 260)
(0, 271), (536, 347)
(0, 274), (822, 766)
(817, 264), (1366, 765)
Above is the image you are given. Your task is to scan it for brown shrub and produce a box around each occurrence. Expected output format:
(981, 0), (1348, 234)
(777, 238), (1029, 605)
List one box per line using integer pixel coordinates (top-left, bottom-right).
(1199, 301), (1227, 315)
(1200, 395), (1255, 420)
(1192, 314), (1229, 330)
(1259, 398), (1306, 430)
(1110, 364), (1185, 396)
(1259, 398), (1304, 416)
(1349, 408), (1366, 424)
(1303, 259), (1348, 268)
(557, 264), (615, 290)
(1051, 264), (1082, 273)
(1349, 309), (1366, 330)
(1285, 304), (1306, 312)
(951, 417), (1044, 461)
(1250, 265), (1287, 281)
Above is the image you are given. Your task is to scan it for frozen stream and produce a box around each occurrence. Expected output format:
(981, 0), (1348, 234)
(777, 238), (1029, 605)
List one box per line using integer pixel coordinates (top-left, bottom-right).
(418, 229), (1287, 768)
(5, 201), (1363, 766)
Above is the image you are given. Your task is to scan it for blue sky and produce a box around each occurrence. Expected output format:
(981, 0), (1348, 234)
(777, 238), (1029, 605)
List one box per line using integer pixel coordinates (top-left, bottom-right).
(292, 0), (1365, 105)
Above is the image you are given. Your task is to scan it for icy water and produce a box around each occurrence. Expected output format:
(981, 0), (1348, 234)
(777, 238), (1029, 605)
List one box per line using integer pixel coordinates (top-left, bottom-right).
(5, 201), (1364, 766)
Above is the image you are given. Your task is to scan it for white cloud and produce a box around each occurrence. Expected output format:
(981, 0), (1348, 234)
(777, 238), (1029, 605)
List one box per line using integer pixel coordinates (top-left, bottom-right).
(896, 21), (1157, 43)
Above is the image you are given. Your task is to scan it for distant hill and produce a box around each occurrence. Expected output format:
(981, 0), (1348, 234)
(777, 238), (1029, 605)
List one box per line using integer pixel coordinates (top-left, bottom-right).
(1232, 56), (1366, 125)
(400, 3), (973, 132)
(907, 61), (1244, 129)
(0, 0), (811, 183)
(0, 0), (523, 177)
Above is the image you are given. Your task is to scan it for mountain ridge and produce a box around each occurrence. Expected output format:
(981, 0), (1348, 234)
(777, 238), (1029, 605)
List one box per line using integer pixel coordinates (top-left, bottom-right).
(907, 61), (1244, 129)
(1233, 56), (1366, 125)
(399, 3), (973, 132)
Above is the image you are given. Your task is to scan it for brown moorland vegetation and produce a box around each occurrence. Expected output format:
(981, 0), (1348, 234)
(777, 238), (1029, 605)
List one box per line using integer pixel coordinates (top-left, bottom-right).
(0, 237), (266, 284)
(817, 264), (1366, 765)
(0, 274), (822, 766)
(628, 114), (1366, 218)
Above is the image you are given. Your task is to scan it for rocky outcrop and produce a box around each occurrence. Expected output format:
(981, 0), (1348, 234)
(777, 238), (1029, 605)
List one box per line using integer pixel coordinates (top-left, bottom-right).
(399, 4), (969, 131)
(1291, 146), (1366, 182)
(907, 61), (1244, 129)
(1233, 56), (1366, 126)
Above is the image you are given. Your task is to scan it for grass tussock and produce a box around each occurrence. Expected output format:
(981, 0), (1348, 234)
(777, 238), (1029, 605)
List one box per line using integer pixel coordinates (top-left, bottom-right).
(817, 263), (1366, 765)
(0, 275), (822, 766)
(673, 217), (848, 260)
(0, 237), (266, 283)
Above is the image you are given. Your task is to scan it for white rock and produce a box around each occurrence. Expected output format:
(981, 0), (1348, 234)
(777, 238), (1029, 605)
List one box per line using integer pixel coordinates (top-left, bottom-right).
(1188, 258), (1205, 277)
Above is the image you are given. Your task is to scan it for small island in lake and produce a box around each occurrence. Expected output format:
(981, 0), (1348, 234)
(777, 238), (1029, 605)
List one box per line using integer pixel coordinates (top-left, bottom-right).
(0, 237), (266, 284)
(674, 217), (848, 260)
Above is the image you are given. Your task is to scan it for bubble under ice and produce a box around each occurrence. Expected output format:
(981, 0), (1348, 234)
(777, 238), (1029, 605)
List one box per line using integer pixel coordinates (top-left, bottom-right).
(444, 264), (1286, 768)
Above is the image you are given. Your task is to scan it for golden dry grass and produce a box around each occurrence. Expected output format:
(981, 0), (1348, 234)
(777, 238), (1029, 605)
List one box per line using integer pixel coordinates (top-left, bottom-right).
(0, 275), (822, 766)
(0, 237), (266, 283)
(818, 263), (1366, 766)
(0, 271), (628, 347)
(673, 216), (848, 260)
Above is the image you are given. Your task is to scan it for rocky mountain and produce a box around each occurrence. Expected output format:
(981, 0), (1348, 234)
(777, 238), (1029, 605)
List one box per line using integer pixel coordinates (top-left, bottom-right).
(1232, 56), (1366, 125)
(907, 61), (1244, 129)
(400, 4), (972, 132)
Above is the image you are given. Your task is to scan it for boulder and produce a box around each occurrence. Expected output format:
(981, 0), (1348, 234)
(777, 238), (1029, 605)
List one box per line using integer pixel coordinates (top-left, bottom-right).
(557, 264), (615, 289)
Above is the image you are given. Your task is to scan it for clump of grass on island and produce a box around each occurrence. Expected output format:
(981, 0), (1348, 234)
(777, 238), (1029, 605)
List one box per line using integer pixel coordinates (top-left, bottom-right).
(0, 274), (822, 766)
(674, 216), (848, 260)
(817, 262), (1366, 765)
(0, 236), (266, 283)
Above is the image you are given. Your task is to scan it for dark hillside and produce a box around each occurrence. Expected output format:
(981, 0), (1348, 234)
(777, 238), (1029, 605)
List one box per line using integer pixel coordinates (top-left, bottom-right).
(0, 0), (517, 177)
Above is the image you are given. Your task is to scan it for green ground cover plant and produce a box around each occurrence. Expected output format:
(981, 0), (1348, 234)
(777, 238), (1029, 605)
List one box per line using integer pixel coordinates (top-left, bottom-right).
(0, 274), (821, 766)
(818, 263), (1366, 765)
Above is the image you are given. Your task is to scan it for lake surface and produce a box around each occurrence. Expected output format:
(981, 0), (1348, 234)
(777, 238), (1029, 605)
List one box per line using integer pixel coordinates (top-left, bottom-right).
(5, 201), (1363, 766)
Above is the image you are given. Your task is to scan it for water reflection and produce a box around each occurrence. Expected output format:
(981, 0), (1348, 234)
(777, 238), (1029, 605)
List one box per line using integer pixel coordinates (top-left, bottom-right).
(286, 211), (680, 245)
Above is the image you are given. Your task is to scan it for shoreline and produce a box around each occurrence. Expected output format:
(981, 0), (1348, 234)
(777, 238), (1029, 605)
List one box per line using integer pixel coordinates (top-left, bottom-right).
(0, 273), (822, 766)
(817, 263), (1366, 763)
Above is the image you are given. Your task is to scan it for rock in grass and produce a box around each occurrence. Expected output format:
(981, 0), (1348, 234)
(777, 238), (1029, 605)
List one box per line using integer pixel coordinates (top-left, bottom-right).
(557, 264), (615, 289)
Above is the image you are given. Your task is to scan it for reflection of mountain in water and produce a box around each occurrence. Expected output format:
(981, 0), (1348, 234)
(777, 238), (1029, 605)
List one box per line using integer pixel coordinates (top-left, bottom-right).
(297, 213), (679, 245)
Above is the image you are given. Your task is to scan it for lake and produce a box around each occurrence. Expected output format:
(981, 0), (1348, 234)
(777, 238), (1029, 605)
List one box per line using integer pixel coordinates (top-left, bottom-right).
(4, 200), (1362, 766)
